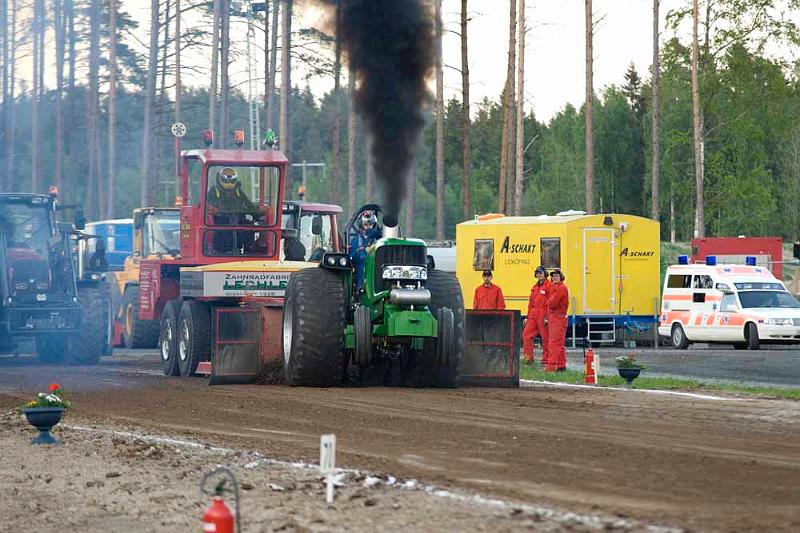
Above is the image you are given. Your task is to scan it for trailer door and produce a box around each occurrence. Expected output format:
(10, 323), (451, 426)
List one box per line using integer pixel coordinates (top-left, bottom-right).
(583, 228), (615, 314)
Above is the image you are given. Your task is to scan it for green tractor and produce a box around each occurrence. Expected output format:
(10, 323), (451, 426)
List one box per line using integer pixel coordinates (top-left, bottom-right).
(282, 205), (464, 387)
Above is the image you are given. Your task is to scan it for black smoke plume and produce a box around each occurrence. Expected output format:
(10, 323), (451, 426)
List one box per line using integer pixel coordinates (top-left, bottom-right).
(321, 0), (435, 220)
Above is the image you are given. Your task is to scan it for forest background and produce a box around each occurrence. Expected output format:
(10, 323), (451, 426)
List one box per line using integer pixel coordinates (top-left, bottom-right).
(1, 0), (800, 241)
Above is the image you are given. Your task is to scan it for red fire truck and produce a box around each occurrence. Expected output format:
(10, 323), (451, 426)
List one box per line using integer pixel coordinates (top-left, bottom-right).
(691, 237), (784, 278)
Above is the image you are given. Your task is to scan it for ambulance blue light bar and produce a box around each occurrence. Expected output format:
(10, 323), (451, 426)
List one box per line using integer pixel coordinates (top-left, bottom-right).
(706, 256), (717, 266)
(678, 255), (689, 265)
(746, 256), (757, 266)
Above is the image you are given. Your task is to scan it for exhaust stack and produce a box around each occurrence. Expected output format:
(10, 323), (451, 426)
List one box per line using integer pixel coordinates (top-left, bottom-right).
(383, 214), (400, 239)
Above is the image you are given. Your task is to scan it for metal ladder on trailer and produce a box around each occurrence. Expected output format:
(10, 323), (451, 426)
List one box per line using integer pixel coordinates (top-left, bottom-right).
(586, 317), (616, 345)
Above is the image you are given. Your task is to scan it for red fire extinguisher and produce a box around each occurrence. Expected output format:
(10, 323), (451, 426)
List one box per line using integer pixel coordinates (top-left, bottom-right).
(584, 341), (597, 385)
(201, 467), (240, 533)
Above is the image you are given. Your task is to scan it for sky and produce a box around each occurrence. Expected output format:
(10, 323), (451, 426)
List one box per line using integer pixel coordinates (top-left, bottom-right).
(13, 0), (798, 122)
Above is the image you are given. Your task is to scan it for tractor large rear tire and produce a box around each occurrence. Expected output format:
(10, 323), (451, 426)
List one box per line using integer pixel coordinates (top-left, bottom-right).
(282, 268), (346, 387)
(178, 300), (212, 377)
(159, 300), (181, 376)
(122, 286), (160, 349)
(67, 281), (111, 365)
(419, 270), (465, 388)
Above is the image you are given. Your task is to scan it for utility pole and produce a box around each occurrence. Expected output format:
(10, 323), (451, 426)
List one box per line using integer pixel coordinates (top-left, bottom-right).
(514, 0), (525, 216)
(108, 0), (118, 217)
(651, 0), (660, 222)
(691, 0), (704, 237)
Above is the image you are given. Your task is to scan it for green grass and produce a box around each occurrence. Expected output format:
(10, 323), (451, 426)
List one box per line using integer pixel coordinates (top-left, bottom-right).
(520, 366), (800, 400)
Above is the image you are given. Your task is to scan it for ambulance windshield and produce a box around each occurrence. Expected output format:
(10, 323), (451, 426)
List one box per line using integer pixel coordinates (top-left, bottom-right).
(738, 291), (800, 309)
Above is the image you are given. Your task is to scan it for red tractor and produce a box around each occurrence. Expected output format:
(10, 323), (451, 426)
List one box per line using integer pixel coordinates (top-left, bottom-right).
(139, 131), (339, 383)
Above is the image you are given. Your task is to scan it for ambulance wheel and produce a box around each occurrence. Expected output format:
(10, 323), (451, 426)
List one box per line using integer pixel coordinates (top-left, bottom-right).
(419, 270), (464, 388)
(178, 300), (212, 377)
(745, 322), (760, 350)
(159, 300), (181, 376)
(282, 268), (346, 387)
(671, 323), (690, 350)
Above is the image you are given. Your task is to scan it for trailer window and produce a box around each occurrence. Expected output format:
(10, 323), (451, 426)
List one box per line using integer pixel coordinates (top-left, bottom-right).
(540, 238), (561, 269)
(473, 239), (494, 271)
(667, 274), (692, 288)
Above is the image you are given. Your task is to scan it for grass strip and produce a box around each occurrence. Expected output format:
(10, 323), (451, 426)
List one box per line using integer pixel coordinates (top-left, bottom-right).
(519, 366), (800, 400)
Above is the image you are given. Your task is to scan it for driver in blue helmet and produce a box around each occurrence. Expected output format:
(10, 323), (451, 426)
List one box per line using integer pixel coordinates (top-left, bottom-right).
(349, 210), (382, 290)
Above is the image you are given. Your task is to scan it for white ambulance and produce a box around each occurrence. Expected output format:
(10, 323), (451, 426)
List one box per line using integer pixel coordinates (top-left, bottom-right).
(658, 256), (800, 350)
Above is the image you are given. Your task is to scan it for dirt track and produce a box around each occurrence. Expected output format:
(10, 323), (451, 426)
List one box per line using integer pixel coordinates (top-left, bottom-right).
(1, 352), (799, 532)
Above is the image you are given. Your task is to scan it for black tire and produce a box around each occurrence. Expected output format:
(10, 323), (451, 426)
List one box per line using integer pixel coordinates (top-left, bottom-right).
(121, 286), (161, 349)
(745, 322), (760, 350)
(354, 305), (372, 366)
(35, 335), (66, 363)
(419, 270), (464, 388)
(177, 300), (212, 377)
(159, 300), (181, 376)
(670, 323), (690, 350)
(282, 268), (346, 387)
(67, 281), (112, 364)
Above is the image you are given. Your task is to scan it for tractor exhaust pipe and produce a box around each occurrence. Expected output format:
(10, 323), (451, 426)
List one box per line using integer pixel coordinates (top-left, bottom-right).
(383, 214), (400, 239)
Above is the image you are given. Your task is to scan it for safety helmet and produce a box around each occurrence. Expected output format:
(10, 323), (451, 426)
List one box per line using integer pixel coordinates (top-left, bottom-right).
(550, 268), (565, 281)
(534, 265), (547, 276)
(360, 210), (377, 228)
(217, 167), (239, 190)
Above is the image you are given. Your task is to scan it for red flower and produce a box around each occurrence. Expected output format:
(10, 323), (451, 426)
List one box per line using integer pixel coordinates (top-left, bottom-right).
(48, 383), (61, 393)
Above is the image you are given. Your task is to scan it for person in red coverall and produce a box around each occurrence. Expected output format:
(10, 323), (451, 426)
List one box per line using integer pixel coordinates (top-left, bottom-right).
(522, 266), (551, 366)
(545, 269), (569, 372)
(473, 270), (506, 309)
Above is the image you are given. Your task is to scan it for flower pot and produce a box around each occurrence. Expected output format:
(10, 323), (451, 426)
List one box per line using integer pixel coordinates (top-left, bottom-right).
(22, 407), (65, 445)
(617, 367), (642, 388)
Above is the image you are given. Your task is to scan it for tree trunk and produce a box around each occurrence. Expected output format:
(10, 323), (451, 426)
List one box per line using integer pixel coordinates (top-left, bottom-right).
(108, 0), (118, 217)
(209, 0), (220, 133)
(262, 1), (269, 133)
(405, 166), (416, 237)
(434, 0), (445, 239)
(89, 0), (102, 217)
(498, 0), (516, 214)
(280, 0), (293, 189)
(366, 143), (374, 202)
(220, 0), (230, 147)
(175, 0), (182, 199)
(584, 0), (594, 214)
(460, 0), (471, 220)
(691, 0), (704, 237)
(31, 0), (41, 193)
(155, 0), (172, 197)
(1, 0), (7, 188)
(142, 0), (160, 207)
(331, 1), (342, 206)
(347, 67), (357, 214)
(266, 0), (279, 132)
(651, 0), (660, 222)
(3, 0), (14, 192)
(514, 0), (525, 216)
(54, 0), (65, 192)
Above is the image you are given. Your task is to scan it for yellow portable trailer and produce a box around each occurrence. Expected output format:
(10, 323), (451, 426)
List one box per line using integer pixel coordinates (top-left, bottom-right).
(455, 211), (661, 344)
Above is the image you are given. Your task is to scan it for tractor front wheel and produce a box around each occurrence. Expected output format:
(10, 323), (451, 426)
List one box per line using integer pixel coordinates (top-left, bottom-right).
(178, 300), (212, 377)
(122, 286), (161, 349)
(419, 270), (465, 388)
(282, 268), (346, 386)
(67, 281), (111, 365)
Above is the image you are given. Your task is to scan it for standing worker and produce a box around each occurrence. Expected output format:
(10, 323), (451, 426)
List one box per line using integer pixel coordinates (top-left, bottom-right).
(545, 269), (569, 372)
(473, 270), (506, 310)
(522, 266), (551, 366)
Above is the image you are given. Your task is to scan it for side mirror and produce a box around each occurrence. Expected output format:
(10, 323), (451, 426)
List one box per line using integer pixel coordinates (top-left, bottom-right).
(426, 255), (436, 270)
(311, 215), (323, 236)
(74, 208), (86, 231)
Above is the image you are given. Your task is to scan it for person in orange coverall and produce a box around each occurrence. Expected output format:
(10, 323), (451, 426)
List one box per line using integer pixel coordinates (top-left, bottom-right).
(545, 269), (569, 371)
(522, 266), (551, 365)
(473, 270), (506, 309)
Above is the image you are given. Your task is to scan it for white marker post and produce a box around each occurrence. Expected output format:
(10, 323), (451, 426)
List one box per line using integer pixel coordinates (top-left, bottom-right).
(320, 434), (336, 503)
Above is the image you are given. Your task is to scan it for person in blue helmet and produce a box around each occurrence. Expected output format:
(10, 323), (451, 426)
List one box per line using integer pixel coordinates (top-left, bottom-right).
(349, 210), (382, 290)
